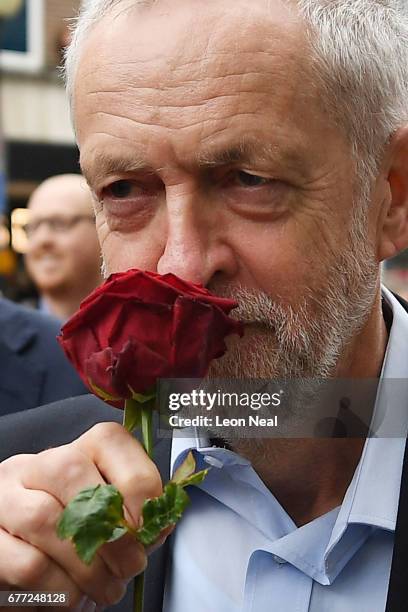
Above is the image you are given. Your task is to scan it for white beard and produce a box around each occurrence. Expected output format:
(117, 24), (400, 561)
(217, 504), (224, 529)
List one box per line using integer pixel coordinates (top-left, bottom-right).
(201, 202), (379, 443)
(206, 205), (379, 382)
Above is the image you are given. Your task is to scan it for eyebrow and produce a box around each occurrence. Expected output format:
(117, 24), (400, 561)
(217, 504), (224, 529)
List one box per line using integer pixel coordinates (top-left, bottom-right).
(196, 141), (286, 168)
(81, 139), (306, 186)
(81, 151), (148, 187)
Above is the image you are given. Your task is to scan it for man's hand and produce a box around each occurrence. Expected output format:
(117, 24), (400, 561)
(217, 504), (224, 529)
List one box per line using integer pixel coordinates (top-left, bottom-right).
(0, 423), (163, 608)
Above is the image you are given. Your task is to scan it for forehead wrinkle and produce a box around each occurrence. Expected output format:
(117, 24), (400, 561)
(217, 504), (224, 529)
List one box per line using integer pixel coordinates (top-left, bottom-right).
(79, 2), (309, 99)
(83, 49), (289, 109)
(88, 52), (302, 103)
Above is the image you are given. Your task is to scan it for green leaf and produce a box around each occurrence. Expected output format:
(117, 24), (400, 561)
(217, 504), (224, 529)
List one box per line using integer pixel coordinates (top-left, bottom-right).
(171, 451), (196, 484)
(171, 451), (209, 488)
(135, 453), (209, 546)
(136, 483), (190, 547)
(57, 484), (126, 565)
(179, 469), (209, 488)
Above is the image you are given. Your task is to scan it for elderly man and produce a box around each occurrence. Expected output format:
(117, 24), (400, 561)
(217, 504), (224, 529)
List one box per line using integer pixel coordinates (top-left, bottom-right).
(25, 174), (102, 320)
(0, 1), (407, 611)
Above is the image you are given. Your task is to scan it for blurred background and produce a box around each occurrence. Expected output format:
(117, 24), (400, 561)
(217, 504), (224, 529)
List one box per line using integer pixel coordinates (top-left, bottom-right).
(0, 0), (407, 306)
(0, 0), (81, 304)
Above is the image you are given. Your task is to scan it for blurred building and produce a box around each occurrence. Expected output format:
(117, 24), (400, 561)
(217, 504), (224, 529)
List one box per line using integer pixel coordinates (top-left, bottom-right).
(0, 0), (80, 299)
(2, 1), (79, 141)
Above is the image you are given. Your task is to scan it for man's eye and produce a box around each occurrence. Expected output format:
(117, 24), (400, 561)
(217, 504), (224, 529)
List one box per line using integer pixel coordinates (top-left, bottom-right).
(235, 171), (271, 188)
(109, 180), (134, 198)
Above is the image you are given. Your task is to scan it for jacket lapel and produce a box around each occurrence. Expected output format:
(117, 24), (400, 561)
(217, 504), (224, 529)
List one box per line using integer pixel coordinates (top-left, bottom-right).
(0, 340), (44, 413)
(385, 439), (408, 612)
(0, 300), (46, 412)
(385, 293), (408, 611)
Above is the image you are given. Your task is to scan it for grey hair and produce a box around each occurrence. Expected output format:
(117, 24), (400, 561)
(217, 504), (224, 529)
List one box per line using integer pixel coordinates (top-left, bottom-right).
(64, 0), (133, 105)
(64, 0), (408, 188)
(297, 0), (408, 187)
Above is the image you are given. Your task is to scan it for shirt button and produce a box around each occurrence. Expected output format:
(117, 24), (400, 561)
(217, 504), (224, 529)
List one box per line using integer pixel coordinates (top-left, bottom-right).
(273, 555), (286, 565)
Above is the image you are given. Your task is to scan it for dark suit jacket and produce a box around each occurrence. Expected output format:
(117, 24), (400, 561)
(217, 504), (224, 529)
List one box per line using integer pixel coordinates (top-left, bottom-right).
(0, 297), (87, 417)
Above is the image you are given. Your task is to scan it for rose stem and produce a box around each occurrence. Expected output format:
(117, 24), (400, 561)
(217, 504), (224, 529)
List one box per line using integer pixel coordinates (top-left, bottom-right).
(141, 406), (154, 459)
(124, 400), (154, 612)
(133, 575), (144, 612)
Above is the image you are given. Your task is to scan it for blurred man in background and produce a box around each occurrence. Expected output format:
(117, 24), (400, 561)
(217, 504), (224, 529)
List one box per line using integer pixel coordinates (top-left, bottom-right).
(24, 173), (102, 320)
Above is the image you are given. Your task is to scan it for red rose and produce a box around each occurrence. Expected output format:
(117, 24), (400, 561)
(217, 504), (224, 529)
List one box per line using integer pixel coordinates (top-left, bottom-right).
(58, 269), (243, 405)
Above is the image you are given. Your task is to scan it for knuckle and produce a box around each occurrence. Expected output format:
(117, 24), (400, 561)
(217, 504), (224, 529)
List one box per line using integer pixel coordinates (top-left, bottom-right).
(0, 454), (33, 477)
(12, 549), (51, 587)
(87, 422), (125, 445)
(20, 492), (58, 535)
(124, 464), (162, 500)
(139, 464), (163, 498)
(40, 446), (86, 481)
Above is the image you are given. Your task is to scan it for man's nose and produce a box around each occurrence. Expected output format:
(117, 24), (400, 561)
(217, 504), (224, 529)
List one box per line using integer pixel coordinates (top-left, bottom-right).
(157, 197), (237, 286)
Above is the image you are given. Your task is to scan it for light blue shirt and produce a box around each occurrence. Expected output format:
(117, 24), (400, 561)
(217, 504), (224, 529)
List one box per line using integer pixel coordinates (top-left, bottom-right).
(164, 287), (408, 612)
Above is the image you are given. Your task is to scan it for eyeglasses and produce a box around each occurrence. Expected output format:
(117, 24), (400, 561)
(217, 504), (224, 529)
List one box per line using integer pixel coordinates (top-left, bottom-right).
(24, 215), (95, 238)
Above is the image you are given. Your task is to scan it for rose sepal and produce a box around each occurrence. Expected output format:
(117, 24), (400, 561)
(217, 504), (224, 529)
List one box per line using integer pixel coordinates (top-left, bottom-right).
(130, 388), (156, 404)
(88, 379), (123, 403)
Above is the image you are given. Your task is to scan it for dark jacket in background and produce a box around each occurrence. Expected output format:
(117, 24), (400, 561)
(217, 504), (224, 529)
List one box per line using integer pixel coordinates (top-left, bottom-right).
(0, 297), (87, 416)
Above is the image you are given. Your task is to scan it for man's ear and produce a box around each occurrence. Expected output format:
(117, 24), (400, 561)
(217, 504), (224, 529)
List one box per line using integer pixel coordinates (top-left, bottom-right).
(377, 125), (408, 262)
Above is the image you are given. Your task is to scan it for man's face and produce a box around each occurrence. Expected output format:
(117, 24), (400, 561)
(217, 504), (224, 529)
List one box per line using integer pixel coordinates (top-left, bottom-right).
(75, 0), (379, 378)
(25, 179), (101, 294)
